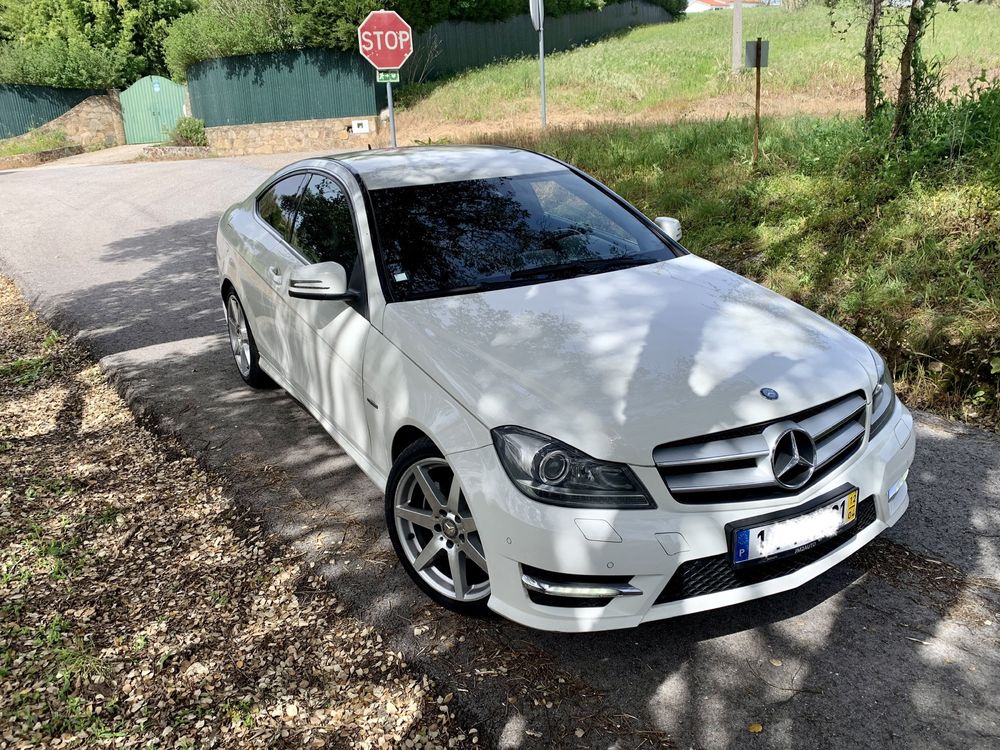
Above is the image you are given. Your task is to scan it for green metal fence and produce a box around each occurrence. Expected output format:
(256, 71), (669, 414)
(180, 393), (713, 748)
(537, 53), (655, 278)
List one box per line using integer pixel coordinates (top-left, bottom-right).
(187, 1), (670, 128)
(188, 49), (383, 128)
(409, 1), (671, 81)
(0, 85), (102, 139)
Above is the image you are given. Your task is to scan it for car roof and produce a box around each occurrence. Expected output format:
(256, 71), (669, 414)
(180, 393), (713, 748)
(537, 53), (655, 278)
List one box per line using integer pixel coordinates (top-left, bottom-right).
(319, 145), (567, 191)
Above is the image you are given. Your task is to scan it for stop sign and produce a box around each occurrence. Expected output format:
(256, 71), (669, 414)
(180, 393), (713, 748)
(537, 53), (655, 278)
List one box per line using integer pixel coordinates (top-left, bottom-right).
(357, 10), (413, 70)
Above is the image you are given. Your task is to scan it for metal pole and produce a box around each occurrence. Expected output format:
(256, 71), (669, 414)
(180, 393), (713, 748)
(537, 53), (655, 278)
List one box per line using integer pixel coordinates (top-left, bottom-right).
(539, 26), (547, 128)
(732, 0), (744, 73)
(753, 38), (761, 166)
(387, 82), (397, 147)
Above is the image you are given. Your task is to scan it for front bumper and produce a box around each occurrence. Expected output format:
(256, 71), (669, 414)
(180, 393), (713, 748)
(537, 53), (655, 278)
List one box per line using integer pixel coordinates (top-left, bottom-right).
(447, 402), (916, 632)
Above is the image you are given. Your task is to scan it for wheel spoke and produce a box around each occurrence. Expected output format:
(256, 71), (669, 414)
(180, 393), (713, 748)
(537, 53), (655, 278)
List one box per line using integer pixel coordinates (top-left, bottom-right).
(396, 505), (435, 529)
(460, 515), (476, 533)
(449, 546), (467, 601)
(446, 473), (462, 514)
(412, 537), (443, 571)
(413, 466), (447, 511)
(462, 540), (488, 573)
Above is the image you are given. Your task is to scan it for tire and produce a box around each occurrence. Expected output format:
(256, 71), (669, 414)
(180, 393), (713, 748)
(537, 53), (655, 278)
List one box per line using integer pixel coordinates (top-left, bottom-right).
(224, 289), (270, 388)
(386, 438), (491, 615)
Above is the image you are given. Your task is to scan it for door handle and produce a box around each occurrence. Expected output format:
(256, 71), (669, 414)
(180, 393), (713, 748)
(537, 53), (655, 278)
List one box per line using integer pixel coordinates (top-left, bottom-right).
(267, 266), (282, 284)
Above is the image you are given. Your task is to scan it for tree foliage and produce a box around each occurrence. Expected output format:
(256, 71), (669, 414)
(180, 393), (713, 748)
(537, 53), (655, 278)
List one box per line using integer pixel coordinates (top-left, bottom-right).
(0, 0), (195, 88)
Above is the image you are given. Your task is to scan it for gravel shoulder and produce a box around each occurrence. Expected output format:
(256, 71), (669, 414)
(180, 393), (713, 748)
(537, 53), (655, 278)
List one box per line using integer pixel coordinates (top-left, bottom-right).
(1, 158), (998, 749)
(0, 276), (470, 748)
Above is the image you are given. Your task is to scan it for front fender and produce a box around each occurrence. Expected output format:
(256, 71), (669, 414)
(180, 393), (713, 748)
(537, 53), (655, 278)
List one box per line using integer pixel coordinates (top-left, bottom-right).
(363, 328), (491, 476)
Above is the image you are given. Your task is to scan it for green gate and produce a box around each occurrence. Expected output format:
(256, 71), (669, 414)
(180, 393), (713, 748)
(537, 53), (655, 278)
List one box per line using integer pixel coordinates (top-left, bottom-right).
(120, 76), (186, 144)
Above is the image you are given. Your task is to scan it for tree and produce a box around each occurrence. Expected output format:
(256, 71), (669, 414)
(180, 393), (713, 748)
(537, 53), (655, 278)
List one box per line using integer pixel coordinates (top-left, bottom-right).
(0, 0), (195, 87)
(890, 0), (960, 140)
(862, 0), (883, 122)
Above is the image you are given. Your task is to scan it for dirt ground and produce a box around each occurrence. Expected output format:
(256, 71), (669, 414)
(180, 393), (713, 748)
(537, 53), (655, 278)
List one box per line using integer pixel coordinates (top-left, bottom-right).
(0, 275), (471, 749)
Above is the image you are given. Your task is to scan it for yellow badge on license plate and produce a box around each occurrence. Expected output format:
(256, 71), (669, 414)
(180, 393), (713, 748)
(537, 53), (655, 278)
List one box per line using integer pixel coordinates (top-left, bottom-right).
(846, 489), (858, 523)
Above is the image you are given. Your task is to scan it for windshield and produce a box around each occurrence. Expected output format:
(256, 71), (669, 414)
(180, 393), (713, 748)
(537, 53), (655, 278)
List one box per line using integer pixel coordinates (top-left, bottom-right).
(367, 170), (679, 301)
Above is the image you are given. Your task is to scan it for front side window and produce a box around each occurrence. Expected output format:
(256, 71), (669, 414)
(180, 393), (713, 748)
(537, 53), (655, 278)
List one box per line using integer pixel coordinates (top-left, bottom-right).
(368, 170), (677, 302)
(290, 174), (360, 272)
(257, 174), (307, 239)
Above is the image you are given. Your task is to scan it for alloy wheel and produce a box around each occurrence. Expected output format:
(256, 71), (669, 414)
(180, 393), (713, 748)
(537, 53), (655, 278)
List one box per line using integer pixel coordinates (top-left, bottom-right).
(394, 458), (489, 603)
(226, 296), (251, 378)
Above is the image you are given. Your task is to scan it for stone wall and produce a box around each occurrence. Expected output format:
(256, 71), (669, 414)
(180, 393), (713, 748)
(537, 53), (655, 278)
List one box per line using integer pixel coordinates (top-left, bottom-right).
(0, 92), (124, 153)
(39, 93), (125, 148)
(206, 116), (382, 156)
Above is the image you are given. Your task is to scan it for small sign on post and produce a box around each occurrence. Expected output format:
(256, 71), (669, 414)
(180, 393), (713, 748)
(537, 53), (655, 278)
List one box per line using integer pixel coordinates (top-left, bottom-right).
(745, 38), (768, 166)
(358, 10), (413, 148)
(530, 0), (546, 128)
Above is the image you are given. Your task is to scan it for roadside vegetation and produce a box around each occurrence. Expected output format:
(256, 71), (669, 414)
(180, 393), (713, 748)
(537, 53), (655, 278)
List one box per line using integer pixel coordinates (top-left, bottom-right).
(478, 79), (1000, 428)
(168, 116), (208, 146)
(0, 129), (68, 158)
(0, 276), (469, 748)
(398, 5), (999, 126)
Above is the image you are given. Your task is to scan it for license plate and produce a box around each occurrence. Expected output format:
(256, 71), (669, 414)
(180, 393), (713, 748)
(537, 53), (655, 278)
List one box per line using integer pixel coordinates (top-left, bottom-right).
(731, 488), (859, 566)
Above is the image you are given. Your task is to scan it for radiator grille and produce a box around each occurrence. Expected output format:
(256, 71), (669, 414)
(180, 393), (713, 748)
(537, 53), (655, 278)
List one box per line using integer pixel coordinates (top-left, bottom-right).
(655, 391), (867, 504)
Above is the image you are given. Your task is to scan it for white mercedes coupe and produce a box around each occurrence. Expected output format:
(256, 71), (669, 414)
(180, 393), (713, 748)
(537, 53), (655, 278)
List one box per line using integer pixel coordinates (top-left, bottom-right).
(216, 146), (915, 632)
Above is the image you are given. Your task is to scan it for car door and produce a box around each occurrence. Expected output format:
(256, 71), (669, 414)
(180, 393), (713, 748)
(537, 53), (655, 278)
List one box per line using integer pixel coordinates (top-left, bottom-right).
(236, 173), (309, 375)
(281, 171), (373, 457)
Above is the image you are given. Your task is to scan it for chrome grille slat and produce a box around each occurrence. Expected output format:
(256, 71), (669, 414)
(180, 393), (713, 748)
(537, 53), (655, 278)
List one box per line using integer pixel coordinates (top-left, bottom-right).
(814, 419), (865, 468)
(799, 394), (866, 441)
(652, 434), (769, 468)
(668, 465), (777, 494)
(655, 391), (868, 504)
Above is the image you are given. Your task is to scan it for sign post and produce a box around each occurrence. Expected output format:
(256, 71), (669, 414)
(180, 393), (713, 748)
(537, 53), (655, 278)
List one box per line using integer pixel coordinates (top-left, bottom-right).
(731, 0), (743, 73)
(358, 10), (413, 147)
(530, 0), (546, 128)
(745, 37), (768, 165)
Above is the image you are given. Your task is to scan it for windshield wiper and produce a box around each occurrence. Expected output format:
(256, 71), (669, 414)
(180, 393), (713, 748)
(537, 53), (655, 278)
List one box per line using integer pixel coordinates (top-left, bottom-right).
(508, 256), (658, 281)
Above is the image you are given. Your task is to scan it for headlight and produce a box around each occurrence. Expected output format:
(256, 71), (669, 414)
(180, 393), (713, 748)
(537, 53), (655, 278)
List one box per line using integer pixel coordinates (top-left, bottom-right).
(491, 426), (654, 509)
(870, 349), (896, 435)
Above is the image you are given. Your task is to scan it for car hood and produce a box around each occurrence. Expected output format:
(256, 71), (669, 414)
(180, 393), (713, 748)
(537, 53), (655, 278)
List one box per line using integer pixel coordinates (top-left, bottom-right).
(381, 255), (876, 466)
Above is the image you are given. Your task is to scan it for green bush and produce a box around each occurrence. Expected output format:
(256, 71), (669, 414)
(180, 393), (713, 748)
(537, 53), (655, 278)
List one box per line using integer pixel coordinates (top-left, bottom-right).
(0, 129), (69, 157)
(168, 116), (208, 146)
(0, 39), (131, 88)
(0, 0), (196, 88)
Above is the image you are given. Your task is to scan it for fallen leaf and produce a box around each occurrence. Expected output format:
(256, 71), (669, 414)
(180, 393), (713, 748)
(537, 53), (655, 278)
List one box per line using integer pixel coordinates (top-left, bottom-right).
(749, 723), (764, 734)
(769, 659), (783, 667)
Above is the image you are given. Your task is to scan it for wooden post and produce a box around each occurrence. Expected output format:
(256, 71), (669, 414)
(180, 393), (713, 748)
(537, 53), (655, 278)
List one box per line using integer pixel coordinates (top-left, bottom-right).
(753, 37), (762, 166)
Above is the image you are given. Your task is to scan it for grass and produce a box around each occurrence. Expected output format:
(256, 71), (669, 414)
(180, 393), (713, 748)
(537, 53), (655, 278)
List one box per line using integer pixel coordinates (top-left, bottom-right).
(476, 100), (1000, 427)
(399, 5), (1000, 125)
(0, 129), (69, 158)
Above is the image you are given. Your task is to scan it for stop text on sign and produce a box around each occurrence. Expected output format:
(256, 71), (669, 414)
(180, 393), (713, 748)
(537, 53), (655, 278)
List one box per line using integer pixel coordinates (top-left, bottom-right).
(357, 10), (413, 71)
(360, 29), (411, 52)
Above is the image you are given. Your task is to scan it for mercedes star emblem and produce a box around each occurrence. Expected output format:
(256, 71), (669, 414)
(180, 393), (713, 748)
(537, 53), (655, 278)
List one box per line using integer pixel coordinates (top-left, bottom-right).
(771, 428), (817, 490)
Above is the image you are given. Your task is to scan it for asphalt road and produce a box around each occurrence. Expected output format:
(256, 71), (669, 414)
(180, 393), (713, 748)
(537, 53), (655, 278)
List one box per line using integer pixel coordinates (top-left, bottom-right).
(2, 156), (998, 749)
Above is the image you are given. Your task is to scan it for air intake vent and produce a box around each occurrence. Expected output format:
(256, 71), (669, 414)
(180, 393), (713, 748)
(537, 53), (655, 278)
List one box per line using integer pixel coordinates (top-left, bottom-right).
(654, 496), (877, 604)
(655, 392), (867, 504)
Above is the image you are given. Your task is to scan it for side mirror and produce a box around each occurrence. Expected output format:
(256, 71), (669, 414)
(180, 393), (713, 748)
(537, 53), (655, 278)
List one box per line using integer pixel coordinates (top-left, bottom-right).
(654, 216), (682, 242)
(288, 262), (356, 301)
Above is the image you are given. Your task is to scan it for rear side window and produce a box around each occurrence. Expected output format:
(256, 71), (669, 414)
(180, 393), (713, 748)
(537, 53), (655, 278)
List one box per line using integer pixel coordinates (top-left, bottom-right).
(257, 174), (307, 239)
(289, 174), (360, 271)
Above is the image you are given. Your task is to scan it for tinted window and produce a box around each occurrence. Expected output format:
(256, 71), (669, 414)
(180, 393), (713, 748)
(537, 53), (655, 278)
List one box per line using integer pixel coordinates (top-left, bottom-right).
(369, 170), (676, 302)
(290, 174), (360, 271)
(258, 174), (307, 239)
